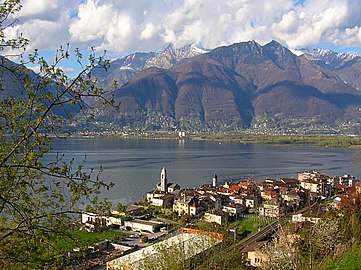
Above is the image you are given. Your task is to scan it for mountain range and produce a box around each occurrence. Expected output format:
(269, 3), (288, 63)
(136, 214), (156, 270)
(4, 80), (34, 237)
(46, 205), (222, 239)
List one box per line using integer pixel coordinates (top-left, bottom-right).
(81, 40), (361, 134)
(1, 41), (361, 134)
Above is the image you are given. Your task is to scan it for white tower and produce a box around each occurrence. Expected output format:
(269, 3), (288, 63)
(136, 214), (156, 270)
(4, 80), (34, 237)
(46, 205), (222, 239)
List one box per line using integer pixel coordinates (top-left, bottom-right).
(212, 174), (218, 188)
(160, 167), (167, 193)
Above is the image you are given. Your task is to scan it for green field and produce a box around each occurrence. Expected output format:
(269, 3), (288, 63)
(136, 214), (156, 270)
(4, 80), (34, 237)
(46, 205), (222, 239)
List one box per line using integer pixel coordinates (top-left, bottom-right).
(55, 230), (126, 252)
(233, 214), (276, 237)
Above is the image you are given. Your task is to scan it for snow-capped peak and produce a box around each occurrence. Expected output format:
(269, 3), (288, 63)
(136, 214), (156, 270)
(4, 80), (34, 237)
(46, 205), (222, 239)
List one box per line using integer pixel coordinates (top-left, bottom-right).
(288, 48), (304, 56)
(190, 44), (209, 55)
(144, 44), (209, 69)
(300, 47), (358, 61)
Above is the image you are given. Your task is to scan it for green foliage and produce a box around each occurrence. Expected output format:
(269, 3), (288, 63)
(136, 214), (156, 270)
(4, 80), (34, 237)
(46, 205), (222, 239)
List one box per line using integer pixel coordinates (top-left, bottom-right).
(204, 248), (247, 270)
(140, 235), (149, 243)
(0, 1), (115, 268)
(292, 209), (361, 270)
(55, 230), (126, 252)
(349, 211), (361, 242)
(117, 202), (127, 213)
(321, 244), (361, 270)
(196, 221), (223, 233)
(255, 207), (361, 270)
(198, 133), (361, 148)
(145, 205), (162, 216)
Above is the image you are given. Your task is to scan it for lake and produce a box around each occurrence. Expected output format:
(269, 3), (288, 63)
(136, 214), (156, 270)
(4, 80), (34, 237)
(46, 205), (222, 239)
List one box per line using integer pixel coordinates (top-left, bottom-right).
(45, 137), (361, 205)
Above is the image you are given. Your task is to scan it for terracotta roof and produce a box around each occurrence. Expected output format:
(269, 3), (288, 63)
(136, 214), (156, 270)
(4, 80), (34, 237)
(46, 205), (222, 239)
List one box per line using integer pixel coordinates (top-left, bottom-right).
(346, 187), (356, 193)
(218, 187), (228, 193)
(230, 185), (241, 192)
(263, 190), (279, 197)
(334, 184), (347, 189)
(238, 181), (252, 187)
(257, 182), (268, 186)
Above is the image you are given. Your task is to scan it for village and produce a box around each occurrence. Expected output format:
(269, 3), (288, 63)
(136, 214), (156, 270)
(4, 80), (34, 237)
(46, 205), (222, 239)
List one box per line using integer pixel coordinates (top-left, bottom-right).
(79, 168), (361, 269)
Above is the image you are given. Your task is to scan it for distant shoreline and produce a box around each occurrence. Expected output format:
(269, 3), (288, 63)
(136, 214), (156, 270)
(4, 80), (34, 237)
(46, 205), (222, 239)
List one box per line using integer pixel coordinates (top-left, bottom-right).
(57, 132), (361, 148)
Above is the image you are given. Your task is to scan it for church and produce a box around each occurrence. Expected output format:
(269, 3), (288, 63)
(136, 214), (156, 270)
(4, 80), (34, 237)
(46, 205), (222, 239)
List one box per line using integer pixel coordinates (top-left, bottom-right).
(146, 167), (181, 206)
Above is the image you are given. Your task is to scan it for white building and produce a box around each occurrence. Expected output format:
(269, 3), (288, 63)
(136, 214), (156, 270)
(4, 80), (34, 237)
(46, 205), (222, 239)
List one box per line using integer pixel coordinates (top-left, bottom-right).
(204, 211), (228, 225)
(124, 219), (164, 233)
(245, 196), (259, 208)
(298, 170), (328, 195)
(291, 213), (320, 224)
(81, 212), (110, 231)
(258, 199), (283, 218)
(146, 168), (180, 206)
(328, 174), (359, 187)
(222, 204), (245, 216)
(106, 232), (221, 270)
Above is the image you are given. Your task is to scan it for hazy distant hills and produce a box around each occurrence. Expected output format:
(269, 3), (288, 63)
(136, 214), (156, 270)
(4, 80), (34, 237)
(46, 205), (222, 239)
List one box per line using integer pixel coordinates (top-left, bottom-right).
(0, 56), (80, 119)
(84, 40), (361, 134)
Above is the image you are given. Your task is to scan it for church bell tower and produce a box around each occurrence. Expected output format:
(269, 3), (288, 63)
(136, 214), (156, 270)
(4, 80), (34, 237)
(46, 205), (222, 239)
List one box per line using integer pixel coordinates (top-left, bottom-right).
(161, 167), (167, 193)
(212, 174), (218, 187)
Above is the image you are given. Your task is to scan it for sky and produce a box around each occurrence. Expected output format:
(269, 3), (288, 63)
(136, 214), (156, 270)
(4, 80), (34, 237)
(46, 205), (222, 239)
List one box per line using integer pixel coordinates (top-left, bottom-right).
(3, 0), (361, 75)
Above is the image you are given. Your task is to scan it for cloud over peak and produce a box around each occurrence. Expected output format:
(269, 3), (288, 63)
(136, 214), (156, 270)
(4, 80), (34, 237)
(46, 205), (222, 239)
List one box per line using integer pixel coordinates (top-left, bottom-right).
(5, 0), (361, 55)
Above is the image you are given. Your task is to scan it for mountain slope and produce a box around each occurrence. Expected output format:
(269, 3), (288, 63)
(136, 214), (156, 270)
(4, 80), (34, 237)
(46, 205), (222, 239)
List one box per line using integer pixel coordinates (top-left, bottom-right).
(253, 81), (345, 120)
(69, 41), (361, 134)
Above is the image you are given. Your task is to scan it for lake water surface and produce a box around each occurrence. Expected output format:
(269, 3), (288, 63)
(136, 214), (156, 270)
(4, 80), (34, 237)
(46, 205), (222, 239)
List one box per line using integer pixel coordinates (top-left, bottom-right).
(45, 137), (361, 205)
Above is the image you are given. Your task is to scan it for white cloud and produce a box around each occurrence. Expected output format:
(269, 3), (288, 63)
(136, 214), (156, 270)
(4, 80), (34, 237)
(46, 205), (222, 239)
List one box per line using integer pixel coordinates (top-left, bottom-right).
(276, 11), (299, 34)
(15, 0), (77, 21)
(58, 66), (76, 75)
(17, 0), (60, 20)
(3, 0), (361, 56)
(69, 0), (113, 43)
(4, 19), (67, 51)
(271, 0), (358, 48)
(329, 26), (361, 45)
(101, 14), (134, 51)
(140, 23), (157, 40)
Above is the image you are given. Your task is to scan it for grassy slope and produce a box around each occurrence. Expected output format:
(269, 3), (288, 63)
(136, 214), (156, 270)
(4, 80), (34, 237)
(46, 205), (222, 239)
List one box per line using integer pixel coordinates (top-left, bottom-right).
(321, 244), (361, 270)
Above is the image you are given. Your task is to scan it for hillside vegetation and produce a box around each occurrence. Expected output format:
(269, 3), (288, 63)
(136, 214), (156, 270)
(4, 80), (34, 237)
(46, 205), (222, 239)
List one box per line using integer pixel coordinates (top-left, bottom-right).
(193, 134), (361, 148)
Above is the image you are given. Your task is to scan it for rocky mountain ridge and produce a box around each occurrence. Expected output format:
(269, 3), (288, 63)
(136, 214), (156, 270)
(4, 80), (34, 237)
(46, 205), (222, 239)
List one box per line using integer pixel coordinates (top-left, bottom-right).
(81, 40), (361, 134)
(2, 41), (361, 134)
(299, 47), (361, 92)
(91, 44), (209, 90)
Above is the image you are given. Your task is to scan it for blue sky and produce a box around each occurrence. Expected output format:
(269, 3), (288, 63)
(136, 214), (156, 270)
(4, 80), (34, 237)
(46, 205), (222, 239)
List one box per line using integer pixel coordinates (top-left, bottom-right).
(3, 0), (361, 76)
